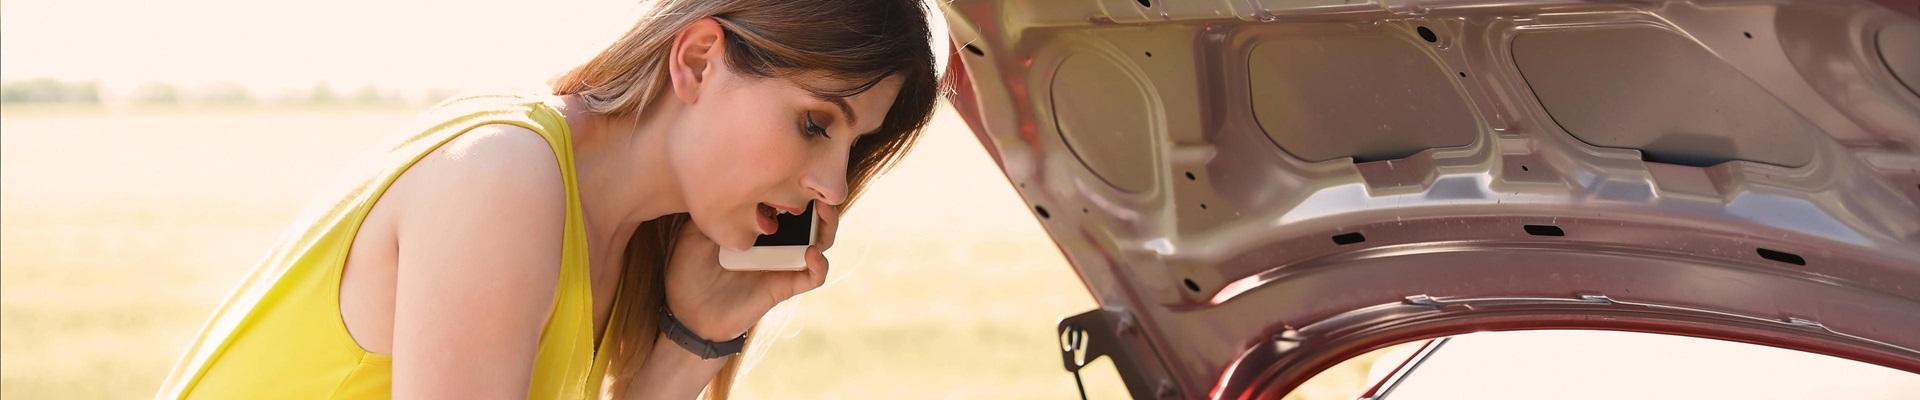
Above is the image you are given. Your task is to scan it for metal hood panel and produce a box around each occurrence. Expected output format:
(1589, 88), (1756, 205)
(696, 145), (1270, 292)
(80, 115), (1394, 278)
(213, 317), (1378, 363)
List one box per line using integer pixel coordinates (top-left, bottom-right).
(938, 0), (1920, 398)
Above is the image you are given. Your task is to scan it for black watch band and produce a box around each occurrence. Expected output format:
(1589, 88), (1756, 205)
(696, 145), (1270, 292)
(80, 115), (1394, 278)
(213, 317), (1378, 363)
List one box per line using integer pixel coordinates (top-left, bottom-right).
(659, 308), (747, 360)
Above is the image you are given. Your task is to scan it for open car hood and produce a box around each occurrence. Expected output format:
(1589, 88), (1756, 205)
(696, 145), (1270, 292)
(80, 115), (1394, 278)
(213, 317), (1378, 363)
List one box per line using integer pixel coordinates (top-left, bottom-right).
(936, 0), (1920, 398)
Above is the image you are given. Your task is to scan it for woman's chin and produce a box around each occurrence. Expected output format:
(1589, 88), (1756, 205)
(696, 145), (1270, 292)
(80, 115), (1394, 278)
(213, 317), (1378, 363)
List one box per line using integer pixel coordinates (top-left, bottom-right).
(686, 216), (753, 252)
(716, 231), (755, 252)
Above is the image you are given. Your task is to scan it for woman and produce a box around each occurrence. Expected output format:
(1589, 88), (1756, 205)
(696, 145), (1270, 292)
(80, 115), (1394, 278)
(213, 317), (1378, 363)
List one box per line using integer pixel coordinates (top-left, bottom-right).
(156, 0), (940, 398)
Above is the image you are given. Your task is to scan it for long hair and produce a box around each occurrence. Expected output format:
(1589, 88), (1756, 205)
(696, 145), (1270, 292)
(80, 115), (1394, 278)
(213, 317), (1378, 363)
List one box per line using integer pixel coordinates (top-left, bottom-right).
(550, 0), (940, 398)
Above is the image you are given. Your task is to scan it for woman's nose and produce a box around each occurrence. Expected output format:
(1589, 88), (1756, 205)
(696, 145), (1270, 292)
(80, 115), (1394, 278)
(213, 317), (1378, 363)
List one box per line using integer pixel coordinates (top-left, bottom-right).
(801, 140), (854, 205)
(803, 166), (848, 206)
(802, 153), (848, 205)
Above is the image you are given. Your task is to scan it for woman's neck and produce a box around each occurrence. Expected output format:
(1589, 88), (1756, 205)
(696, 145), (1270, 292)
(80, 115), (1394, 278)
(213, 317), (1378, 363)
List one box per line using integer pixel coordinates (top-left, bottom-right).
(546, 94), (688, 260)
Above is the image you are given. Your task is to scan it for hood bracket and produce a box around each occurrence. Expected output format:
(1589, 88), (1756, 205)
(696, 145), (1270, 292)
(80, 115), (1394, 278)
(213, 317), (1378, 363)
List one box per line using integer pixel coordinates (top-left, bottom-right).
(1060, 307), (1181, 399)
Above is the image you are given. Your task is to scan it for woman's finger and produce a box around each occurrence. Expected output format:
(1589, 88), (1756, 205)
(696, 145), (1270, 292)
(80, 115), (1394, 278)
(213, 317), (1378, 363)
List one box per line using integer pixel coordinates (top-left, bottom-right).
(809, 202), (837, 251)
(792, 246), (830, 295)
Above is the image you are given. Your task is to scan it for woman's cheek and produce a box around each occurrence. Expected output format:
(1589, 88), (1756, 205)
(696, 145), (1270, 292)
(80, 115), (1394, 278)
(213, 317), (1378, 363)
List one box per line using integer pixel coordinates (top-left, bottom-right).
(743, 123), (807, 181)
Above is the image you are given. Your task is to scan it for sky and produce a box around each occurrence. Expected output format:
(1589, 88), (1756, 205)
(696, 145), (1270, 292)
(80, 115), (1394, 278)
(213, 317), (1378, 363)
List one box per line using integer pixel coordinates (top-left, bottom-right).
(0, 0), (951, 98)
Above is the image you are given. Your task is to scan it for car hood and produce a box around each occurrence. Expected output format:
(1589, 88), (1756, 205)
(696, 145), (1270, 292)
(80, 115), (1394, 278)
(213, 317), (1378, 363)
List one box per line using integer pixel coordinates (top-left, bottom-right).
(935, 0), (1920, 398)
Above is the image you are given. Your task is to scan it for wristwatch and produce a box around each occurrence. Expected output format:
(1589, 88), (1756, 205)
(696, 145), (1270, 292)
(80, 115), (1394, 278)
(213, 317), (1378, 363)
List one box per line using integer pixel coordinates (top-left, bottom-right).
(659, 308), (747, 360)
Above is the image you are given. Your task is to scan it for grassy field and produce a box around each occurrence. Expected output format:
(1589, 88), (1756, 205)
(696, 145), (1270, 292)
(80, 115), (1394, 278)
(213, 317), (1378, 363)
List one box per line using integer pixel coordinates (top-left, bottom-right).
(0, 104), (1385, 399)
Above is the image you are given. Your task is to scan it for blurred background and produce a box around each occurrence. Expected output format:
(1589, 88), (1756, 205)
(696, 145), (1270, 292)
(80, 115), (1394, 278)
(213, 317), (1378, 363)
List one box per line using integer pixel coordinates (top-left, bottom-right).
(0, 0), (1394, 398)
(10, 1), (1917, 399)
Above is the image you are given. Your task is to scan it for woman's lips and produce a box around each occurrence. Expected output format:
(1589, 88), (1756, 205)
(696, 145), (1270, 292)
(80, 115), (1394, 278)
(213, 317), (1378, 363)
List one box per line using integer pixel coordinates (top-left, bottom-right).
(755, 203), (778, 235)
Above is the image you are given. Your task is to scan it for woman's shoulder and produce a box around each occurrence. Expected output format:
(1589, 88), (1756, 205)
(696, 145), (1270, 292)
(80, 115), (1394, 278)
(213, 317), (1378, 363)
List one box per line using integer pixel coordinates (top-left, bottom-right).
(365, 88), (572, 238)
(397, 123), (565, 217)
(408, 90), (570, 146)
(377, 122), (572, 396)
(418, 89), (552, 120)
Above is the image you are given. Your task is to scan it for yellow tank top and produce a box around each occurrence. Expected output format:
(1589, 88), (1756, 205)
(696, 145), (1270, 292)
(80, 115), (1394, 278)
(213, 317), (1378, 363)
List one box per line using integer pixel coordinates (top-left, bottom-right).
(156, 93), (624, 399)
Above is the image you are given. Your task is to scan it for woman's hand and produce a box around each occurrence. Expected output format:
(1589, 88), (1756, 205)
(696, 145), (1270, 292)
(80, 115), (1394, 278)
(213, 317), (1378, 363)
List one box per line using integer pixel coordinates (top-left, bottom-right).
(664, 204), (840, 341)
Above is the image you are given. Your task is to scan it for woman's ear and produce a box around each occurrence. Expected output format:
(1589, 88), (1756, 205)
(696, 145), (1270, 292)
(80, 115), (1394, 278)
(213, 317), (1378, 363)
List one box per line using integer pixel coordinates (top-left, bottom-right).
(668, 18), (727, 104)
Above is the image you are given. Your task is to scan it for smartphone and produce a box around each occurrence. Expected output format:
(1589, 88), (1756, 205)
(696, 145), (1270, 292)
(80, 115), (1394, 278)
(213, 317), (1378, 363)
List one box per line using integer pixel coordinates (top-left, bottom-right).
(718, 201), (816, 271)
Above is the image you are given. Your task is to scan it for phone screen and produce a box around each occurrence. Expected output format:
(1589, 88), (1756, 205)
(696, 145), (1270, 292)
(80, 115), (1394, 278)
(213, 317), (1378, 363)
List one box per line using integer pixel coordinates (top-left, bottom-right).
(753, 201), (814, 247)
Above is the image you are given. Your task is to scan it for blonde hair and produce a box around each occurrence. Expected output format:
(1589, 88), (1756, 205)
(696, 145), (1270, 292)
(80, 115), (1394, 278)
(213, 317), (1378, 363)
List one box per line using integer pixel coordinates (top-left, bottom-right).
(550, 0), (939, 398)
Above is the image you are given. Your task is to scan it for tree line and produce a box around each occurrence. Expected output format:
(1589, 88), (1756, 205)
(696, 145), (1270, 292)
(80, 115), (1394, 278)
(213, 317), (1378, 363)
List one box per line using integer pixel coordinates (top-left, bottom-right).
(1, 79), (450, 106)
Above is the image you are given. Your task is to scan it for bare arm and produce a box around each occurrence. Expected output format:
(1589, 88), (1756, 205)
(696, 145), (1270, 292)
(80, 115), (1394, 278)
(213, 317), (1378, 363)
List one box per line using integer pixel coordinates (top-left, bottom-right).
(390, 125), (566, 398)
(627, 334), (729, 400)
(623, 222), (837, 399)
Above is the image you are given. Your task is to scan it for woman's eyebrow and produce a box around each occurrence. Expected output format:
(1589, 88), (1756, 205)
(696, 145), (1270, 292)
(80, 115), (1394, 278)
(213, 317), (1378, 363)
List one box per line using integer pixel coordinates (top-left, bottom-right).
(811, 93), (858, 127)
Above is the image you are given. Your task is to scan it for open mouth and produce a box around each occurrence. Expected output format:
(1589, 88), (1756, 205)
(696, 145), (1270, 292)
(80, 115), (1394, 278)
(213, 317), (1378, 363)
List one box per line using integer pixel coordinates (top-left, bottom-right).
(755, 203), (779, 235)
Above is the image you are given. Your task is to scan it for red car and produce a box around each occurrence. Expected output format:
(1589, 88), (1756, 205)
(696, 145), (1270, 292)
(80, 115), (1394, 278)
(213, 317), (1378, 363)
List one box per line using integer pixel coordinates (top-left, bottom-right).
(938, 0), (1920, 398)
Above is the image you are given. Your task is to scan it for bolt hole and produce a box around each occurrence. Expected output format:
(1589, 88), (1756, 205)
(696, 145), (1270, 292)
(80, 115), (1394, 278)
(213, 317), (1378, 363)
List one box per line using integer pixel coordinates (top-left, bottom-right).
(1757, 248), (1806, 266)
(1417, 26), (1438, 43)
(1199, 203), (1208, 209)
(1743, 31), (1753, 39)
(1034, 205), (1051, 219)
(1136, 0), (1151, 8)
(1331, 232), (1367, 245)
(1182, 278), (1200, 292)
(1459, 71), (1467, 78)
(1520, 165), (1530, 172)
(1523, 224), (1565, 237)
(1185, 171), (1197, 181)
(964, 44), (985, 57)
(1145, 51), (1154, 58)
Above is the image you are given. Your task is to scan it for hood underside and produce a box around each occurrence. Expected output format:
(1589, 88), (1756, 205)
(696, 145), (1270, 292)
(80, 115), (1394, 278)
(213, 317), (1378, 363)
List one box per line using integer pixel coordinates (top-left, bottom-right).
(937, 0), (1920, 398)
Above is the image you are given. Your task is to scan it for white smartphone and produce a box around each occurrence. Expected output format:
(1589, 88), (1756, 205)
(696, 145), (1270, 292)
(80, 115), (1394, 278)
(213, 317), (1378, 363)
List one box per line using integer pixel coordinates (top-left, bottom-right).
(718, 201), (816, 271)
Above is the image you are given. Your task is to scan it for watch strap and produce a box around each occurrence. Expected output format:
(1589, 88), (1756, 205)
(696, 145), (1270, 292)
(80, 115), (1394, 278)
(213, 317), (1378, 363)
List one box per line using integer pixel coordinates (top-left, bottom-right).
(659, 308), (747, 360)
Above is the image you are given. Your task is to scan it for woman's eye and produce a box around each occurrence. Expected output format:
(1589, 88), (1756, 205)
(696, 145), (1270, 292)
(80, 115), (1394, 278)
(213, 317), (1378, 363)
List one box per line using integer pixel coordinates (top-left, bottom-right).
(803, 113), (832, 139)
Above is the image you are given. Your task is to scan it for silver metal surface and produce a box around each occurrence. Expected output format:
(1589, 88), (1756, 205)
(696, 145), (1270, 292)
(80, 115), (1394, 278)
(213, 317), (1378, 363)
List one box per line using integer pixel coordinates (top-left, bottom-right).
(1513, 24), (1822, 167)
(1245, 25), (1481, 163)
(939, 0), (1920, 399)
